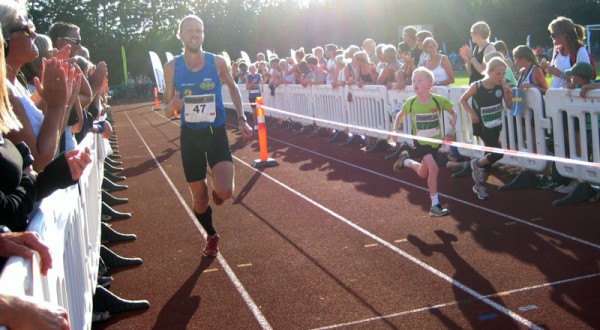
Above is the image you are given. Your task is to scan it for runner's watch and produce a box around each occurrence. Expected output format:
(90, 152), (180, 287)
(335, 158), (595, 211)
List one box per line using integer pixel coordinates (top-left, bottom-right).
(238, 114), (247, 122)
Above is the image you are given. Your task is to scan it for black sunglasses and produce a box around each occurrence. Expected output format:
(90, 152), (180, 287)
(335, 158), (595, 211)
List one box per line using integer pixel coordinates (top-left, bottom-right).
(61, 37), (81, 45)
(7, 24), (33, 40)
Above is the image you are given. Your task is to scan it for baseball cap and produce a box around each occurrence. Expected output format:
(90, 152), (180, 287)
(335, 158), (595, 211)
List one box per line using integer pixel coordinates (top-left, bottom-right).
(564, 62), (594, 81)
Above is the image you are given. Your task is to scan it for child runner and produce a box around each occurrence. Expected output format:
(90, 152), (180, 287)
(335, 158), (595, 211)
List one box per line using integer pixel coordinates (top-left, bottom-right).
(393, 67), (457, 217)
(459, 57), (513, 200)
(246, 64), (262, 130)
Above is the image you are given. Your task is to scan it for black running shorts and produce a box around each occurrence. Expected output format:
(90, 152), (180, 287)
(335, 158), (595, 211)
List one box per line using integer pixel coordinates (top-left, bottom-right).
(412, 140), (440, 162)
(180, 124), (232, 182)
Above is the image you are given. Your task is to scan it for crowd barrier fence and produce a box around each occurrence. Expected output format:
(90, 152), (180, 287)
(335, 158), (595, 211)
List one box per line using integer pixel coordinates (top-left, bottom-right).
(227, 83), (599, 192)
(0, 133), (107, 330)
(2, 83), (596, 329)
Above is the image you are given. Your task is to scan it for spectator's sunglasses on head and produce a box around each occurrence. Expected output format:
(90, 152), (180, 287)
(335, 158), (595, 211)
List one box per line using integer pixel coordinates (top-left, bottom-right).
(61, 37), (81, 45)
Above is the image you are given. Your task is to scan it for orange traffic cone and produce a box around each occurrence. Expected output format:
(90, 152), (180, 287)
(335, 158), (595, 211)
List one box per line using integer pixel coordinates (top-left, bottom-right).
(171, 108), (180, 121)
(153, 87), (160, 111)
(252, 97), (278, 168)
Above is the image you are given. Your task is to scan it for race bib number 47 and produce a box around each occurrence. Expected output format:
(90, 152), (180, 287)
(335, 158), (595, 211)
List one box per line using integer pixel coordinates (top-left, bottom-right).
(184, 94), (216, 123)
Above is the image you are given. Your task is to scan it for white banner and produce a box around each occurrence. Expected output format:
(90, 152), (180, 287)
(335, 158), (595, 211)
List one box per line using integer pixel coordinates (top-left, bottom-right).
(241, 50), (252, 65)
(149, 51), (165, 93)
(165, 51), (174, 62)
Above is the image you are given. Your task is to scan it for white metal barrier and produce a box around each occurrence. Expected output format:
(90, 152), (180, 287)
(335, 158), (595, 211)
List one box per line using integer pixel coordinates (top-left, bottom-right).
(387, 87), (417, 146)
(311, 85), (347, 131)
(545, 88), (600, 185)
(346, 85), (390, 139)
(497, 88), (549, 171)
(268, 85), (289, 120)
(0, 133), (105, 330)
(283, 84), (315, 126)
(258, 83), (599, 190)
(447, 85), (486, 160)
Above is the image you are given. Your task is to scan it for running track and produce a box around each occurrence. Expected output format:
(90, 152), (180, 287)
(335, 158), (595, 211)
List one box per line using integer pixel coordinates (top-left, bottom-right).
(94, 100), (600, 329)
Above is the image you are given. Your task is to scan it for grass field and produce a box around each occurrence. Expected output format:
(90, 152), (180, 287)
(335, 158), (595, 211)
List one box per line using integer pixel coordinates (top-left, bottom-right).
(451, 69), (551, 87)
(452, 61), (600, 87)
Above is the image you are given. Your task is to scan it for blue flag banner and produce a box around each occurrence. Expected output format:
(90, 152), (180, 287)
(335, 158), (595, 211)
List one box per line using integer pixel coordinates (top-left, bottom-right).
(511, 88), (523, 116)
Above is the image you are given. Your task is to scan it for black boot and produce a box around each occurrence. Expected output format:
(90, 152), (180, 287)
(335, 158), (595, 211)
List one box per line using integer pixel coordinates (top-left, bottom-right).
(100, 245), (142, 269)
(340, 134), (364, 147)
(365, 139), (391, 154)
(101, 202), (131, 221)
(105, 157), (122, 167)
(104, 170), (126, 182)
(93, 286), (150, 314)
(104, 163), (124, 173)
(327, 131), (348, 143)
(101, 223), (136, 244)
(102, 190), (129, 206)
(102, 178), (128, 192)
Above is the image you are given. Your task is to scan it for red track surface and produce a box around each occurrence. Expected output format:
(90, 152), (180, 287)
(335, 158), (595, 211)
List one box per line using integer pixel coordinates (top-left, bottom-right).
(94, 100), (600, 330)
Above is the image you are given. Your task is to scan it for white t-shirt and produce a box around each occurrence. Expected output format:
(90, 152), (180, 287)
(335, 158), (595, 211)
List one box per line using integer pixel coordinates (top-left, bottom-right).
(6, 80), (44, 137)
(550, 46), (591, 88)
(326, 58), (336, 85)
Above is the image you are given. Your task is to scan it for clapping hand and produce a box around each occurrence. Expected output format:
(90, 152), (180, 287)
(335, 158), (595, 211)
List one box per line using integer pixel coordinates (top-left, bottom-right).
(459, 44), (471, 60)
(34, 58), (68, 112)
(65, 147), (92, 181)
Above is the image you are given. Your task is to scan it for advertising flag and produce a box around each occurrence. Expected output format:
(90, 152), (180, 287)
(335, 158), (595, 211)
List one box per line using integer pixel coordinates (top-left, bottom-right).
(148, 51), (165, 93)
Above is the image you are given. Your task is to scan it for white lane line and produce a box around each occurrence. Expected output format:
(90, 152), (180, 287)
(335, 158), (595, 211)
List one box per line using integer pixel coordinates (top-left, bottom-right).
(125, 112), (273, 330)
(268, 136), (600, 251)
(233, 160), (542, 329)
(313, 272), (600, 329)
(151, 110), (598, 252)
(148, 109), (567, 329)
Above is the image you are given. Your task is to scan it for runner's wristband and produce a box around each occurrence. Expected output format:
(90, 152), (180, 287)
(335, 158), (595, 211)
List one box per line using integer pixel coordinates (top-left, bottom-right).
(97, 121), (106, 134)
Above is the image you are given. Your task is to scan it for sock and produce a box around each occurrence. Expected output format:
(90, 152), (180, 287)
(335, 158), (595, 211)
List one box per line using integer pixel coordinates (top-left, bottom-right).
(430, 194), (439, 207)
(195, 206), (216, 236)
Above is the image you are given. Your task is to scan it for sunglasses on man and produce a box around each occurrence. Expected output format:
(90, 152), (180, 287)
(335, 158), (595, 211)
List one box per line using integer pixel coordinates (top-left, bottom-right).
(61, 36), (81, 45)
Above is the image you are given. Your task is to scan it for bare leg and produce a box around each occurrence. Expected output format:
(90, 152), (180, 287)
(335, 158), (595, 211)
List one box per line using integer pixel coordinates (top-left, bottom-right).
(405, 154), (438, 195)
(189, 180), (209, 214)
(211, 161), (234, 204)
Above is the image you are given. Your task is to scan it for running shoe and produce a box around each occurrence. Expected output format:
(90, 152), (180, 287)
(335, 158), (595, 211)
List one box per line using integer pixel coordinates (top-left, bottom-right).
(555, 179), (578, 194)
(472, 183), (489, 200)
(202, 234), (220, 257)
(471, 159), (485, 183)
(536, 175), (554, 189)
(393, 151), (410, 172)
(429, 204), (450, 217)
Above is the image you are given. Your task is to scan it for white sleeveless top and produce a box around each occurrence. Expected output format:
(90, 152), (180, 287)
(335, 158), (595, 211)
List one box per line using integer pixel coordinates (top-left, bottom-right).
(6, 79), (43, 137)
(430, 56), (449, 83)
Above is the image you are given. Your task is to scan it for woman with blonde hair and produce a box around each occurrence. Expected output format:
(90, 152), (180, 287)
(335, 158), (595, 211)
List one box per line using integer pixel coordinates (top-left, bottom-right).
(376, 44), (402, 87)
(0, 23), (92, 233)
(1, 0), (79, 170)
(352, 50), (377, 86)
(545, 16), (593, 88)
(460, 21), (496, 84)
(513, 45), (548, 94)
(422, 37), (454, 86)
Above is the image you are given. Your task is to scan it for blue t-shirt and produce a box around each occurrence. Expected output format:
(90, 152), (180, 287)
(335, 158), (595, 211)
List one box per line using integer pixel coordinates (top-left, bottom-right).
(174, 52), (225, 129)
(247, 73), (262, 96)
